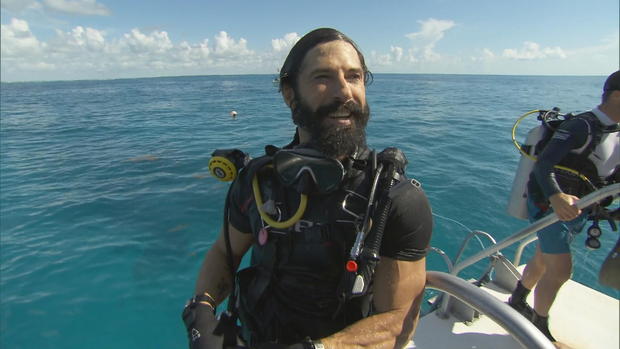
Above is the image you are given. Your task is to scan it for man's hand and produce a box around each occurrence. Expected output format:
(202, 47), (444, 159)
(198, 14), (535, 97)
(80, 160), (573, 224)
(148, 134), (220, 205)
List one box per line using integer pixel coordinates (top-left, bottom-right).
(182, 305), (223, 349)
(549, 192), (581, 221)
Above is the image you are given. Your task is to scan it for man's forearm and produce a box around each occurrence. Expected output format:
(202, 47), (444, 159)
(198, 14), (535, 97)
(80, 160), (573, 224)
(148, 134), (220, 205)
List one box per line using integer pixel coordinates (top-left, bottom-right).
(194, 239), (235, 304)
(322, 294), (423, 349)
(194, 224), (253, 303)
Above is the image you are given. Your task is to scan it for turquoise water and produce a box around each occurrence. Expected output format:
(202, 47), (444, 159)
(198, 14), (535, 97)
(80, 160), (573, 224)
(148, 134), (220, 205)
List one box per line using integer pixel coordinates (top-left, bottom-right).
(1, 74), (618, 349)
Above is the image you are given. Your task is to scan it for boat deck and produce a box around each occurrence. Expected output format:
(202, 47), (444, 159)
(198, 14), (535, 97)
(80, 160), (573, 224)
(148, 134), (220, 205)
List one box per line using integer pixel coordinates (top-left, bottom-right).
(412, 272), (619, 349)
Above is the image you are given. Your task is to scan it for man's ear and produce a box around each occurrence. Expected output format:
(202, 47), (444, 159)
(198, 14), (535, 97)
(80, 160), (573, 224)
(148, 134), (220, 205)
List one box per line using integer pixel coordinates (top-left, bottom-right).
(282, 84), (295, 108)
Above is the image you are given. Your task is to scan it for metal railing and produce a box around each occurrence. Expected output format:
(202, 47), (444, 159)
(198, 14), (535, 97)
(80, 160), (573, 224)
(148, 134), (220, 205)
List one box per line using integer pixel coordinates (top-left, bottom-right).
(452, 230), (498, 266)
(429, 246), (454, 272)
(513, 235), (538, 267)
(451, 183), (620, 276)
(426, 271), (555, 349)
(430, 184), (620, 347)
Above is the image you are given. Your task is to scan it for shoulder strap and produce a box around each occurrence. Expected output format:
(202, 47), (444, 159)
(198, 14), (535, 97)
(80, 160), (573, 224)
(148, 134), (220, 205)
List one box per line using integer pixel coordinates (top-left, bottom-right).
(575, 112), (604, 158)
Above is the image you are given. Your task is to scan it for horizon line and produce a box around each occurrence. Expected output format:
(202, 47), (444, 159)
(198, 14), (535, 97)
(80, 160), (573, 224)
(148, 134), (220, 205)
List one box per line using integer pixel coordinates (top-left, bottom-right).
(0, 72), (607, 84)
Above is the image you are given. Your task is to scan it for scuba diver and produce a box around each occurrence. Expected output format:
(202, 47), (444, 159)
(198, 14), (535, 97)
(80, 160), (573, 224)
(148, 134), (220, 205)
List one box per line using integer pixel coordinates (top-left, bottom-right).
(508, 70), (620, 343)
(182, 28), (433, 349)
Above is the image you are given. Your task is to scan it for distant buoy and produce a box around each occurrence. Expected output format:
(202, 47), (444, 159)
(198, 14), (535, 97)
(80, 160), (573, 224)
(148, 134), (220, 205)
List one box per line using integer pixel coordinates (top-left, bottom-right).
(230, 110), (238, 118)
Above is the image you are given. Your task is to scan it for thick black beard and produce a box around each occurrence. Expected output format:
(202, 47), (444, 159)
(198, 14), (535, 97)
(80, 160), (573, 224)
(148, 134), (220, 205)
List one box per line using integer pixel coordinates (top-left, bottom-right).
(292, 98), (370, 159)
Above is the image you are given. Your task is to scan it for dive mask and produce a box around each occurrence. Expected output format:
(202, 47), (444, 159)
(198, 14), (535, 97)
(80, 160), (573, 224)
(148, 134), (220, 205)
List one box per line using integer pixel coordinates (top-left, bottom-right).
(273, 148), (345, 195)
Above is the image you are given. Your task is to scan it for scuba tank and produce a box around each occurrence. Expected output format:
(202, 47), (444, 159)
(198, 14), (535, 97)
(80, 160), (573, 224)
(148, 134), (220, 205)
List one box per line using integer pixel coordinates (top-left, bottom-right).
(506, 125), (545, 220)
(506, 109), (557, 220)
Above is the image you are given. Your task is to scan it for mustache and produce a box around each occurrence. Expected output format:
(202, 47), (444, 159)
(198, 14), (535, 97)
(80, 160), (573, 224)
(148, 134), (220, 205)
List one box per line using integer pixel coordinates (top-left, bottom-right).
(315, 99), (363, 119)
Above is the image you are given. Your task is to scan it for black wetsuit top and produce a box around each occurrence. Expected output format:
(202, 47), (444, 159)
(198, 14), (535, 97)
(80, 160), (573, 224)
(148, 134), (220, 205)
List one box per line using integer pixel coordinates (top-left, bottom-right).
(227, 148), (433, 344)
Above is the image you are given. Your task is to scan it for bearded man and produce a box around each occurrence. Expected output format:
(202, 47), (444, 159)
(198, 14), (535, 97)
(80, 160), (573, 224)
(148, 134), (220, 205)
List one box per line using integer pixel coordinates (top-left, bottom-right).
(183, 28), (433, 349)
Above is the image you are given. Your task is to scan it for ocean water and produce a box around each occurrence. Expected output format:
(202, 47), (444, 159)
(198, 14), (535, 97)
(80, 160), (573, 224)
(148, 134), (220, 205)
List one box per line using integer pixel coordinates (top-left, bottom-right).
(1, 74), (618, 349)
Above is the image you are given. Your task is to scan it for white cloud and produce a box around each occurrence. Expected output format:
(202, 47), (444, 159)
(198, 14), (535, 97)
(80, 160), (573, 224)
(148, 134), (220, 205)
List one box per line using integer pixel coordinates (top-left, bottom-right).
(406, 48), (418, 63)
(120, 29), (173, 54)
(212, 31), (252, 57)
(1, 18), (45, 56)
(1, 0), (108, 16)
(405, 18), (456, 63)
(368, 18), (455, 69)
(369, 46), (404, 66)
(482, 48), (495, 60)
(271, 32), (300, 52)
(406, 18), (455, 42)
(391, 46), (403, 62)
(502, 41), (567, 60)
(371, 51), (392, 66)
(177, 39), (211, 64)
(52, 25), (106, 51)
(0, 19), (271, 81)
(470, 48), (496, 62)
(0, 0), (41, 12)
(266, 32), (301, 73)
(43, 0), (110, 16)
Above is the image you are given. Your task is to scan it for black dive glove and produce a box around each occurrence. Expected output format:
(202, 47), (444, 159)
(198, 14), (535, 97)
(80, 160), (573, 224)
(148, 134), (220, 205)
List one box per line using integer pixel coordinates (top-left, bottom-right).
(182, 296), (216, 349)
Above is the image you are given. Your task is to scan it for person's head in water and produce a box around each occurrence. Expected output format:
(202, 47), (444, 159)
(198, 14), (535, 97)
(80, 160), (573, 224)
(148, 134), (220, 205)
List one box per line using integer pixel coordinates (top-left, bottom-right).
(279, 28), (373, 159)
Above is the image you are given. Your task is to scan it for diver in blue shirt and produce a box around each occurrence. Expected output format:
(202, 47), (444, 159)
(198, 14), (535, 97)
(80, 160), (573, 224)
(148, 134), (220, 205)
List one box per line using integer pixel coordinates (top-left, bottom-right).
(509, 71), (620, 342)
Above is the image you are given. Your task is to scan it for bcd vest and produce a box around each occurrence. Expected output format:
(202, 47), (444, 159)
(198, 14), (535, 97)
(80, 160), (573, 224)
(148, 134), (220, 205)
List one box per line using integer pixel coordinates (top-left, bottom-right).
(235, 147), (380, 346)
(529, 111), (620, 202)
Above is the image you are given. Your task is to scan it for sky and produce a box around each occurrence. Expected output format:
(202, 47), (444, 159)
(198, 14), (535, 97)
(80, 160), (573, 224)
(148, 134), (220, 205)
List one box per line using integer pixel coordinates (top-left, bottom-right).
(1, 0), (619, 82)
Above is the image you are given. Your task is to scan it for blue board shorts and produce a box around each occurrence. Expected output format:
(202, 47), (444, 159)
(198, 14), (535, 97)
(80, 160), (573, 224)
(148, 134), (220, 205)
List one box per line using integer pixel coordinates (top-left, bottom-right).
(527, 198), (588, 254)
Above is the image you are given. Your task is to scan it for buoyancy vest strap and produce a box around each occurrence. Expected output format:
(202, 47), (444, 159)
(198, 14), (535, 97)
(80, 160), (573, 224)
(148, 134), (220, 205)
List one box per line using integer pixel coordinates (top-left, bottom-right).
(214, 156), (273, 346)
(212, 182), (241, 347)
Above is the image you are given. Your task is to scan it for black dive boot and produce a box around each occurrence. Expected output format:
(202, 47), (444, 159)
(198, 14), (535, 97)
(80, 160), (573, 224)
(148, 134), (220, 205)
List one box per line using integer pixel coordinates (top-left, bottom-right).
(532, 312), (557, 342)
(507, 281), (535, 321)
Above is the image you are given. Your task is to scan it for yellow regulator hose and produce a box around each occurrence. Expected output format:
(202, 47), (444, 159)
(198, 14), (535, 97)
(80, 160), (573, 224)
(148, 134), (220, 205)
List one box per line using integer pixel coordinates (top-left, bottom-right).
(252, 170), (308, 229)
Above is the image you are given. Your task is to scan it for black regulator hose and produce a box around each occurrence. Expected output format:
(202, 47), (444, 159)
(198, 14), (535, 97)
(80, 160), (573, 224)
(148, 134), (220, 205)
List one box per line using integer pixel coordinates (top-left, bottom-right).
(364, 165), (395, 254)
(365, 147), (407, 254)
(347, 148), (407, 299)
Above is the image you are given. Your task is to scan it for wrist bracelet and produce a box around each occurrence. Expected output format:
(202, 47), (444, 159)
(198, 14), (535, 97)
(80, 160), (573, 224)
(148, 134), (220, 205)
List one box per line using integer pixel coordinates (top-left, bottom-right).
(197, 291), (216, 305)
(198, 301), (215, 312)
(186, 292), (216, 314)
